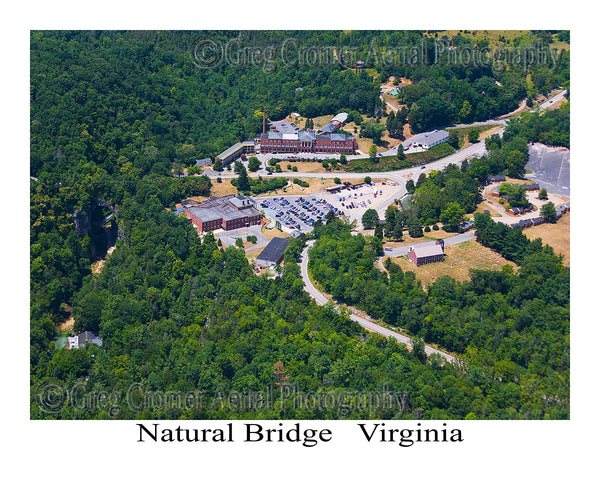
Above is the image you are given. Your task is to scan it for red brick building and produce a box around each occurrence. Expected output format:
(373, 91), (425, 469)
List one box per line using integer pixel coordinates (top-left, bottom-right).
(184, 195), (261, 233)
(259, 131), (356, 154)
(407, 240), (445, 266)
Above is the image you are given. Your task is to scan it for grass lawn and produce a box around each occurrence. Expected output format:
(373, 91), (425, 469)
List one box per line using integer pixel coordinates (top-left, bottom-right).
(382, 93), (406, 112)
(405, 142), (456, 165)
(260, 224), (291, 240)
(279, 161), (328, 174)
(523, 211), (570, 266)
(446, 124), (503, 148)
(382, 228), (457, 248)
(473, 202), (502, 217)
(424, 30), (529, 49)
(346, 154), (411, 173)
(387, 239), (517, 286)
(210, 178), (238, 197)
(256, 177), (340, 196)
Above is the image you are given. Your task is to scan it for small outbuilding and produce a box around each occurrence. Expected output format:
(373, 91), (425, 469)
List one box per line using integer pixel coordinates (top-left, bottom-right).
(487, 175), (506, 183)
(256, 237), (289, 268)
(407, 240), (445, 266)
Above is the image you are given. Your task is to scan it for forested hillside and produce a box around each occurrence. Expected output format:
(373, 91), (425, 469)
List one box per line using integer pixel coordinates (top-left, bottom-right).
(309, 219), (569, 419)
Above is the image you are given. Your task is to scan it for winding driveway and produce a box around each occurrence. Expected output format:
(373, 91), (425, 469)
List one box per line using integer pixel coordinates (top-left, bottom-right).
(385, 231), (475, 257)
(299, 240), (456, 363)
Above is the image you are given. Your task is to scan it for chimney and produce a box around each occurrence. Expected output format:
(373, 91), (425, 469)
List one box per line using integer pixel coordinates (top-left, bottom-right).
(263, 111), (266, 134)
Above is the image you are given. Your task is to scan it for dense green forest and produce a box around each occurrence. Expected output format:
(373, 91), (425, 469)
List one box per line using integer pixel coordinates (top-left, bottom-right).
(308, 219), (569, 419)
(502, 103), (570, 148)
(30, 30), (569, 420)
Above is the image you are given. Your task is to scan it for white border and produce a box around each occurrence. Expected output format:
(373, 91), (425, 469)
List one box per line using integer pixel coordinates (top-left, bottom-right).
(4, 1), (597, 477)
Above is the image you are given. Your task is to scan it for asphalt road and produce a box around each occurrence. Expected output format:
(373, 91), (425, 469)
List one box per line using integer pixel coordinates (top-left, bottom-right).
(385, 231), (475, 257)
(206, 90), (569, 224)
(299, 241), (456, 363)
(536, 89), (568, 112)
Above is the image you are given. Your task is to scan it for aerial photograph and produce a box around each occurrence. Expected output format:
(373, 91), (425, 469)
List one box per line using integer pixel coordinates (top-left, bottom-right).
(30, 30), (570, 422)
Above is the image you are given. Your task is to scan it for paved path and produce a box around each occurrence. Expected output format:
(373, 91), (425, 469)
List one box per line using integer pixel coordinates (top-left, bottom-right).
(385, 231), (475, 257)
(299, 241), (456, 363)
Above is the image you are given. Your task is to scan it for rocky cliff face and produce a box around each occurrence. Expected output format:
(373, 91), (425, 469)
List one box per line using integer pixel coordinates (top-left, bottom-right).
(73, 199), (118, 258)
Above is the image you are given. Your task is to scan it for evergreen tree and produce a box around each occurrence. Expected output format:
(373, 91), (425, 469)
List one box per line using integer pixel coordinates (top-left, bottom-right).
(392, 221), (403, 241)
(236, 165), (251, 193)
(407, 216), (424, 237)
(448, 130), (460, 149)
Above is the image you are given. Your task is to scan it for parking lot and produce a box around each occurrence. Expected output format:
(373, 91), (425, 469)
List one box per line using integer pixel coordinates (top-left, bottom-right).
(258, 195), (343, 233)
(312, 181), (400, 228)
(525, 143), (570, 197)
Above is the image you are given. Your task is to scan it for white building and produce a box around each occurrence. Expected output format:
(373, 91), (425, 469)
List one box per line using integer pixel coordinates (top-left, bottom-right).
(402, 130), (449, 151)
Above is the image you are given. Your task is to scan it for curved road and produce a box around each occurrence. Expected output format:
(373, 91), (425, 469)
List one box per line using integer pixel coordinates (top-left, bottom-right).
(299, 240), (456, 363)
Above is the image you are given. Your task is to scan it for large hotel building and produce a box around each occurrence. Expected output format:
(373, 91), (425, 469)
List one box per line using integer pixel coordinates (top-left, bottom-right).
(215, 112), (356, 164)
(258, 131), (356, 154)
(259, 112), (355, 154)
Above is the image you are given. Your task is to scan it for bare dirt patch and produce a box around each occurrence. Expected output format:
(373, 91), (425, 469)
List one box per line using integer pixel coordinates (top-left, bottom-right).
(57, 316), (75, 332)
(91, 246), (116, 275)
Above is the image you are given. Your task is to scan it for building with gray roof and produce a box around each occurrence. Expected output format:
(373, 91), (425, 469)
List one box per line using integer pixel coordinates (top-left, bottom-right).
(403, 130), (449, 151)
(67, 331), (103, 349)
(216, 141), (256, 165)
(256, 237), (289, 267)
(318, 112), (349, 134)
(184, 195), (261, 232)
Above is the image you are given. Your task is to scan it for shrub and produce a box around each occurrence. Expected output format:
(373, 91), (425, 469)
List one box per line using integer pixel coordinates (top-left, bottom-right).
(468, 129), (480, 143)
(293, 178), (309, 188)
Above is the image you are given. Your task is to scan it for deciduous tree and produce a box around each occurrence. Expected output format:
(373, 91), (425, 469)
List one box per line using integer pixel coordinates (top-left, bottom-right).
(362, 209), (379, 229)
